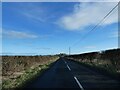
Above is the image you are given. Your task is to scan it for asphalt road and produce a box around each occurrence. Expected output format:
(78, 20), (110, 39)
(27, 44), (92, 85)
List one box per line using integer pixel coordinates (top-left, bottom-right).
(25, 58), (120, 89)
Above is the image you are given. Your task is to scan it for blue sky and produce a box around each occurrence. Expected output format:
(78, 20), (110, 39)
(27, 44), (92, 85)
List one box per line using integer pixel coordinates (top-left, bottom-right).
(2, 2), (118, 55)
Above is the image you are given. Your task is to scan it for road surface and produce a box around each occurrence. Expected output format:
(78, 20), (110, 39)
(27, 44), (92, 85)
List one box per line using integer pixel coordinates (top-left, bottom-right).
(25, 58), (120, 89)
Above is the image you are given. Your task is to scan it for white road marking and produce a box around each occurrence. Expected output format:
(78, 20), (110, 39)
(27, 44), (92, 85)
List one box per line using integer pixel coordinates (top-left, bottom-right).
(74, 76), (84, 90)
(64, 61), (67, 64)
(64, 60), (71, 71)
(67, 64), (71, 71)
(64, 59), (84, 89)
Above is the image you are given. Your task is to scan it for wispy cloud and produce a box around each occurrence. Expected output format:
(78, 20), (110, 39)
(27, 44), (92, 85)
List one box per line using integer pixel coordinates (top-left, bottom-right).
(3, 30), (38, 39)
(16, 3), (62, 24)
(36, 47), (52, 50)
(1, 52), (37, 55)
(58, 2), (118, 30)
(17, 3), (49, 23)
(84, 46), (96, 49)
(110, 31), (120, 38)
(22, 12), (46, 22)
(0, 28), (2, 38)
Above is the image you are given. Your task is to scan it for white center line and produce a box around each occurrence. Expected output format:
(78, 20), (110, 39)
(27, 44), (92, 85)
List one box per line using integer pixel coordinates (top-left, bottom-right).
(74, 76), (84, 90)
(65, 61), (67, 64)
(64, 61), (84, 90)
(67, 64), (71, 71)
(64, 60), (84, 89)
(64, 60), (71, 71)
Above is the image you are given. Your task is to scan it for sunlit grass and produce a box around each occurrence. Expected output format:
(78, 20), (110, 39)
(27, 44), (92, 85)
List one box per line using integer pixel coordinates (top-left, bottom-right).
(2, 56), (59, 89)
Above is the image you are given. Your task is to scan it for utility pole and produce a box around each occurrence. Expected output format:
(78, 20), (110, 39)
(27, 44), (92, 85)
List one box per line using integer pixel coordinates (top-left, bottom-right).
(69, 47), (71, 56)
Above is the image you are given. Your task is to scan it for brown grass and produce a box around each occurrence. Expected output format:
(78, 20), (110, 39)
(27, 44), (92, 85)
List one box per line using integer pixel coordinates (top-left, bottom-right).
(2, 55), (59, 88)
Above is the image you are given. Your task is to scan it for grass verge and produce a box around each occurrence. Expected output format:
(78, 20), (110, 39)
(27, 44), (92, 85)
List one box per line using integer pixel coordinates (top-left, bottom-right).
(66, 58), (120, 81)
(2, 59), (58, 89)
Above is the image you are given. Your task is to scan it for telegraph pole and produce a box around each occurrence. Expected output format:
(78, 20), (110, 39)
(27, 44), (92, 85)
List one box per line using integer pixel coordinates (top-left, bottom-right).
(69, 47), (71, 56)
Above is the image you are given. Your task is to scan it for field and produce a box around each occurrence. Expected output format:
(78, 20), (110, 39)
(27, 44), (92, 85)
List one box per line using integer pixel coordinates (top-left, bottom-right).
(2, 55), (59, 89)
(1, 49), (120, 89)
(66, 49), (120, 76)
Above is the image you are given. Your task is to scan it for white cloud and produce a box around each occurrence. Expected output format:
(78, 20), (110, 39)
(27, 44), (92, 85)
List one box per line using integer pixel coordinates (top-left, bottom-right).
(3, 30), (38, 39)
(58, 2), (118, 30)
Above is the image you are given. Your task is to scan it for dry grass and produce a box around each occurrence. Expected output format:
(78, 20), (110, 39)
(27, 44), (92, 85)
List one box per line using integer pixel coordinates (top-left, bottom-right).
(2, 55), (59, 89)
(66, 49), (120, 75)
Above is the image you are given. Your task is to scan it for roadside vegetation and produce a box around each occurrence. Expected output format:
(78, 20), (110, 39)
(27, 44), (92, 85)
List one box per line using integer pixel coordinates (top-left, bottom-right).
(65, 48), (120, 78)
(2, 55), (59, 89)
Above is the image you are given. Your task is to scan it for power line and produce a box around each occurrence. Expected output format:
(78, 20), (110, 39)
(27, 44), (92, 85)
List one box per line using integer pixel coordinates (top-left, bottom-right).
(71, 2), (120, 48)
